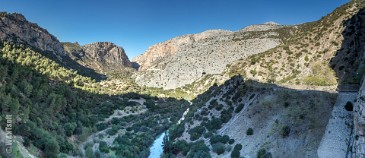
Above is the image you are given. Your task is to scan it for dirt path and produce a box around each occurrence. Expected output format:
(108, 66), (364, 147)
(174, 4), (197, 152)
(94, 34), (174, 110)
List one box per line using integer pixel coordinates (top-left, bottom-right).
(317, 92), (357, 158)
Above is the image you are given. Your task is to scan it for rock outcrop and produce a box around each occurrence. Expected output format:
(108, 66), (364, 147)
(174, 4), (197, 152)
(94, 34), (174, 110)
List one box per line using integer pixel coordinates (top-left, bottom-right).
(0, 12), (65, 58)
(63, 42), (133, 74)
(133, 25), (294, 89)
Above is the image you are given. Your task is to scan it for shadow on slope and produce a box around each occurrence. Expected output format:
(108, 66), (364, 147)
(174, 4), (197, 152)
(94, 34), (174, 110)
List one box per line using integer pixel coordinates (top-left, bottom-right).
(0, 49), (189, 158)
(330, 8), (365, 90)
(165, 75), (340, 158)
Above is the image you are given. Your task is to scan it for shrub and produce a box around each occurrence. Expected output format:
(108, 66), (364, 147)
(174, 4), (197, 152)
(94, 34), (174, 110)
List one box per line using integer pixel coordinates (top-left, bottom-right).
(212, 143), (226, 155)
(280, 126), (291, 138)
(64, 122), (76, 137)
(210, 135), (230, 144)
(257, 148), (272, 158)
(235, 104), (244, 113)
(44, 138), (60, 158)
(99, 141), (109, 153)
(229, 139), (235, 144)
(169, 124), (185, 140)
(221, 109), (233, 123)
(345, 101), (353, 111)
(203, 117), (222, 131)
(246, 128), (254, 135)
(173, 140), (190, 156)
(204, 131), (213, 138)
(189, 126), (206, 141)
(231, 144), (242, 158)
(215, 104), (224, 111)
(187, 141), (211, 158)
(284, 102), (290, 108)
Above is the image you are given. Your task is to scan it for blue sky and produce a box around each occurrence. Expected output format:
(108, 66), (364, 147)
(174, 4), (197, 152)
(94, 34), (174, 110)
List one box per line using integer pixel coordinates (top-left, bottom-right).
(0, 0), (349, 59)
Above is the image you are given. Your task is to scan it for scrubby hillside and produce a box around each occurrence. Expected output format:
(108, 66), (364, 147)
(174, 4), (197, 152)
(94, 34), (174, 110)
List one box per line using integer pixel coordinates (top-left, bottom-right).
(0, 38), (188, 158)
(227, 0), (365, 89)
(0, 12), (105, 81)
(163, 76), (337, 158)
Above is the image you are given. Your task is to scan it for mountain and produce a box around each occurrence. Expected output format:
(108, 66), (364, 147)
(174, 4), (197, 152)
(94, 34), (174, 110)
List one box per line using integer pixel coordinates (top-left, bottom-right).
(133, 24), (295, 89)
(1, 0), (365, 158)
(0, 12), (107, 80)
(0, 12), (188, 158)
(0, 12), (65, 59)
(226, 0), (365, 89)
(159, 0), (365, 158)
(63, 42), (133, 74)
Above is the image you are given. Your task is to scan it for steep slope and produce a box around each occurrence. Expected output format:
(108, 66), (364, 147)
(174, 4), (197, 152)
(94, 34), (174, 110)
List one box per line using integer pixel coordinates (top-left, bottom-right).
(161, 1), (365, 158)
(63, 42), (133, 75)
(0, 41), (189, 158)
(227, 0), (365, 89)
(0, 12), (105, 80)
(133, 24), (296, 89)
(0, 13), (188, 158)
(165, 76), (336, 158)
(0, 12), (65, 58)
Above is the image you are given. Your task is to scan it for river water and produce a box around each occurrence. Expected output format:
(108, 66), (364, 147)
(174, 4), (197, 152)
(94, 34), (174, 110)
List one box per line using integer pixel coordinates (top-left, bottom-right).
(148, 108), (190, 158)
(148, 132), (166, 158)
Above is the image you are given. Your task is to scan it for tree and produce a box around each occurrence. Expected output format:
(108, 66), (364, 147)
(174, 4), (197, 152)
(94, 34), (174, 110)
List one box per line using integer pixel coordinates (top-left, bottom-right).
(64, 123), (76, 137)
(44, 138), (60, 158)
(212, 143), (226, 155)
(246, 128), (254, 135)
(162, 132), (171, 153)
(99, 141), (109, 153)
(231, 144), (242, 158)
(280, 126), (290, 138)
(73, 121), (83, 135)
(85, 146), (94, 158)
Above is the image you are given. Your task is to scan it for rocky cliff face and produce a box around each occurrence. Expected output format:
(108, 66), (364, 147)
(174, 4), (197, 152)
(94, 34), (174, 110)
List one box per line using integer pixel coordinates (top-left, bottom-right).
(133, 25), (295, 89)
(0, 12), (65, 58)
(353, 79), (365, 157)
(63, 42), (133, 74)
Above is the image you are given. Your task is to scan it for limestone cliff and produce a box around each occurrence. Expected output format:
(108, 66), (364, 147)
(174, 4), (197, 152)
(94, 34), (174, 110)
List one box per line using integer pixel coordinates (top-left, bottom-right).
(133, 25), (295, 89)
(63, 42), (133, 74)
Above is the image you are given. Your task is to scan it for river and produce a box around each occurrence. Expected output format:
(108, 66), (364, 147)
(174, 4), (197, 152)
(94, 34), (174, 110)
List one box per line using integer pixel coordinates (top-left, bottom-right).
(148, 132), (166, 158)
(148, 107), (190, 158)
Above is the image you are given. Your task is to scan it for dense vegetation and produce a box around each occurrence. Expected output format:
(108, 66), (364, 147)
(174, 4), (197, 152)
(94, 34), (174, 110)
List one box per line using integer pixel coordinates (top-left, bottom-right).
(0, 42), (188, 157)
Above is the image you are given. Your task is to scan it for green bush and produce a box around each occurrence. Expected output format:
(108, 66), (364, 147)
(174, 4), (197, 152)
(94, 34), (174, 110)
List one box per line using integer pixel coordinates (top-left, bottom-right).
(99, 141), (109, 153)
(221, 108), (233, 123)
(229, 139), (235, 144)
(257, 148), (272, 158)
(44, 138), (60, 158)
(203, 117), (222, 131)
(345, 101), (353, 111)
(246, 128), (254, 135)
(188, 126), (206, 141)
(280, 126), (291, 138)
(210, 135), (230, 144)
(169, 124), (185, 140)
(173, 140), (190, 156)
(231, 144), (242, 158)
(187, 141), (211, 158)
(212, 143), (226, 155)
(235, 104), (244, 113)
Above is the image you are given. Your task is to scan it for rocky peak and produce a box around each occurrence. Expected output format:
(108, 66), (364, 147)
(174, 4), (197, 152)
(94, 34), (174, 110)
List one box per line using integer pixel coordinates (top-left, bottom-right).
(64, 42), (132, 74)
(241, 22), (284, 32)
(0, 12), (65, 57)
